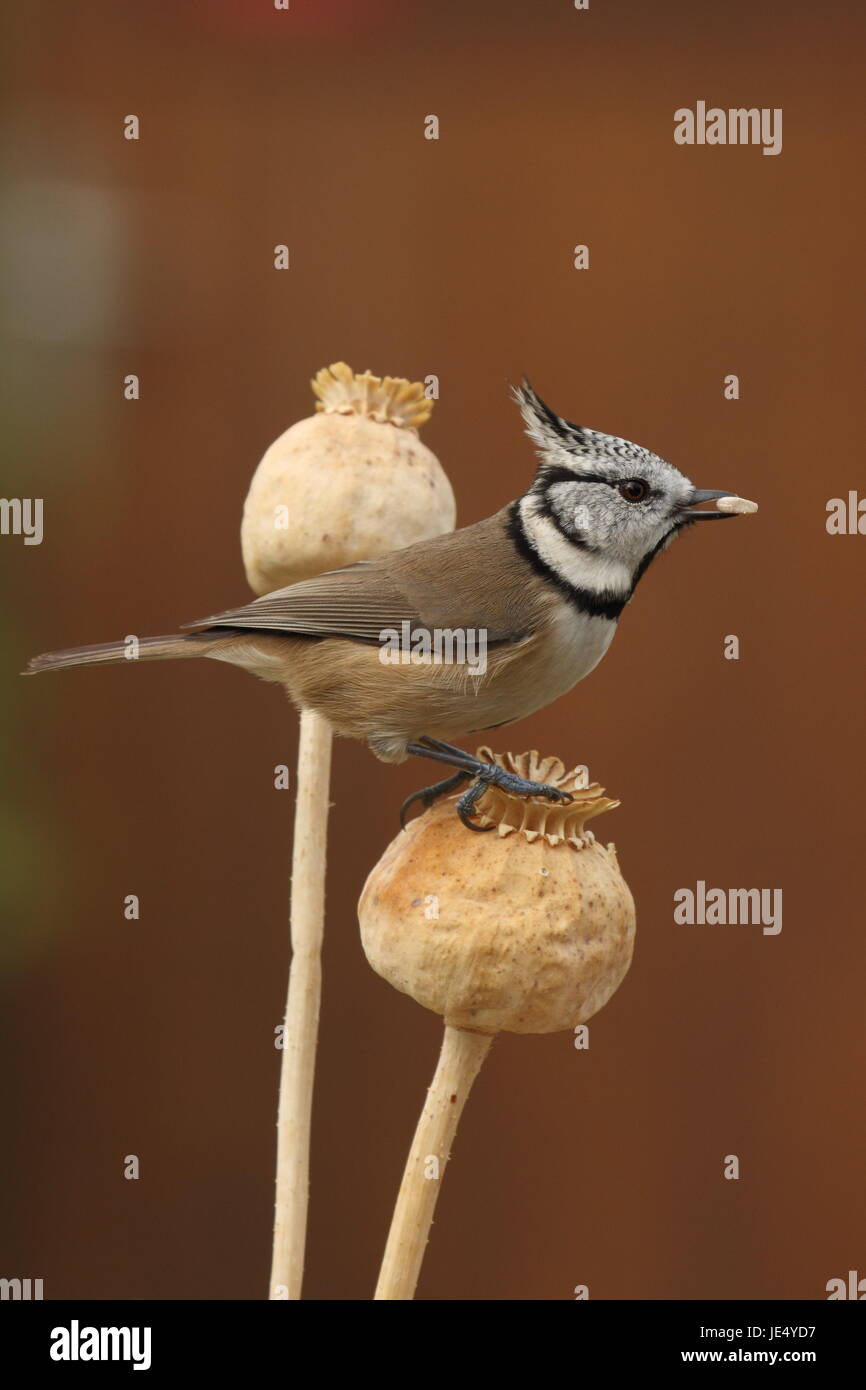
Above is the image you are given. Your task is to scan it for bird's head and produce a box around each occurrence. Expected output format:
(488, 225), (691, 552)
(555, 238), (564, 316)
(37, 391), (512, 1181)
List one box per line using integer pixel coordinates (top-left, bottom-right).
(512, 380), (755, 591)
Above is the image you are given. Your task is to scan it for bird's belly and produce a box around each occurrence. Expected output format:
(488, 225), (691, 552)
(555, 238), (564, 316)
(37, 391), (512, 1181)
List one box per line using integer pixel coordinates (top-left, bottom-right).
(270, 610), (618, 760)
(492, 609), (618, 724)
(424, 609), (618, 745)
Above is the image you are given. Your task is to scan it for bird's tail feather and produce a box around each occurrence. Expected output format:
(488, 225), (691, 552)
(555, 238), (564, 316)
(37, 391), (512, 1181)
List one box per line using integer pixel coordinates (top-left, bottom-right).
(24, 632), (215, 675)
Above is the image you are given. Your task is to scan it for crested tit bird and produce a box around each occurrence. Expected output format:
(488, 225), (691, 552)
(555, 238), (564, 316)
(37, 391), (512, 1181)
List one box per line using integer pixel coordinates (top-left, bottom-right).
(26, 381), (757, 829)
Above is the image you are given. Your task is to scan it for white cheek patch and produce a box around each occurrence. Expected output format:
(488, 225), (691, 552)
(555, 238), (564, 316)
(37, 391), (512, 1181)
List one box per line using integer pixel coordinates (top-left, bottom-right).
(573, 502), (611, 541)
(520, 500), (632, 595)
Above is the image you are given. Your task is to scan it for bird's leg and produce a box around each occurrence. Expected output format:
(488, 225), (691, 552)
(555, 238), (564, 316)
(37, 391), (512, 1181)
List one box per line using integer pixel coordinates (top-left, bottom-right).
(400, 770), (472, 830)
(406, 740), (482, 775)
(417, 736), (478, 757)
(405, 738), (574, 832)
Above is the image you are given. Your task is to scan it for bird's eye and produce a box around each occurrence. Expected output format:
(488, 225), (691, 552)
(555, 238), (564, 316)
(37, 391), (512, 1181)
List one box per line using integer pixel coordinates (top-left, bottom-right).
(619, 479), (649, 503)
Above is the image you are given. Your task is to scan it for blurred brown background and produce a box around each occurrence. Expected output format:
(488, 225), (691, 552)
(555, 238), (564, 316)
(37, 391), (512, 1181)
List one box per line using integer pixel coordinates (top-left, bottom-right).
(2, 0), (864, 1301)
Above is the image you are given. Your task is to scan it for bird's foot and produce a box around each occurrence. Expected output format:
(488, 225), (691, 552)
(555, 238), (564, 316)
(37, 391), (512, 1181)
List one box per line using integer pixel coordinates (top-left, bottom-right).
(403, 738), (573, 831)
(400, 770), (472, 830)
(455, 762), (573, 832)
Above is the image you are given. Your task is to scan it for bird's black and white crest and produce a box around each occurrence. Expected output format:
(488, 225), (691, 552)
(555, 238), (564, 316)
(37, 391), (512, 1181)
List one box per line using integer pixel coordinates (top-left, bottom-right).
(511, 378), (669, 478)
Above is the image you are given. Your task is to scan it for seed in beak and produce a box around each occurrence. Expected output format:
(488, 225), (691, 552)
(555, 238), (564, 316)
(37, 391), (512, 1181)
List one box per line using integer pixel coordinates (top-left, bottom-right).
(716, 495), (758, 514)
(679, 488), (759, 520)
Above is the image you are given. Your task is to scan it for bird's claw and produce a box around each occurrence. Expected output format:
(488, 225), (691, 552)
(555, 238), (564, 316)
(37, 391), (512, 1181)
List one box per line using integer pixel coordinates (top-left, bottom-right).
(401, 740), (579, 832)
(400, 769), (473, 829)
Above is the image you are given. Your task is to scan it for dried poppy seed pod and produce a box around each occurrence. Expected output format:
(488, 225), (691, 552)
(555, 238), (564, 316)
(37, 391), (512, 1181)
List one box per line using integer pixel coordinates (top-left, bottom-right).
(359, 748), (636, 1035)
(365, 749), (636, 1299)
(241, 362), (455, 594)
(257, 365), (455, 1299)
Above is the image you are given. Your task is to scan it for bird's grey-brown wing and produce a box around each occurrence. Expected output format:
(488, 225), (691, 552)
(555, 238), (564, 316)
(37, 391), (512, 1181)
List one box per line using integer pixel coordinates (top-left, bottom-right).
(184, 509), (540, 645)
(185, 560), (431, 644)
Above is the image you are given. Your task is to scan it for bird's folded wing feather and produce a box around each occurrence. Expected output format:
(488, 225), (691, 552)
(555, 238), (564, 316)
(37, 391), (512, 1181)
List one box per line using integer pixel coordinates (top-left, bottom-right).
(183, 512), (533, 646)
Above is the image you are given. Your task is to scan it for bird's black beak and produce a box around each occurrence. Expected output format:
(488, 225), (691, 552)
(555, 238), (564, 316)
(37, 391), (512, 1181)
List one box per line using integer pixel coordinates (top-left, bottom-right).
(677, 488), (739, 521)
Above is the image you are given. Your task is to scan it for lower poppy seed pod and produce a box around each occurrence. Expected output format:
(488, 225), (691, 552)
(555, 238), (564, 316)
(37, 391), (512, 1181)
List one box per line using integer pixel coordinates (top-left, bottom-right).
(359, 748), (636, 1035)
(363, 749), (636, 1299)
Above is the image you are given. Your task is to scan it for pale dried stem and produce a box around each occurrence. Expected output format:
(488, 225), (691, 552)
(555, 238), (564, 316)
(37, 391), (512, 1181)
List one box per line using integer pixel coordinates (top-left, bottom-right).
(269, 709), (333, 1300)
(375, 1024), (493, 1300)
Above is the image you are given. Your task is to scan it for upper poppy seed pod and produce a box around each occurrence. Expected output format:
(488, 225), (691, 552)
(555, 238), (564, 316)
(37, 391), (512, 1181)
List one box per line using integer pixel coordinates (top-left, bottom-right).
(359, 749), (636, 1035)
(241, 362), (456, 595)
